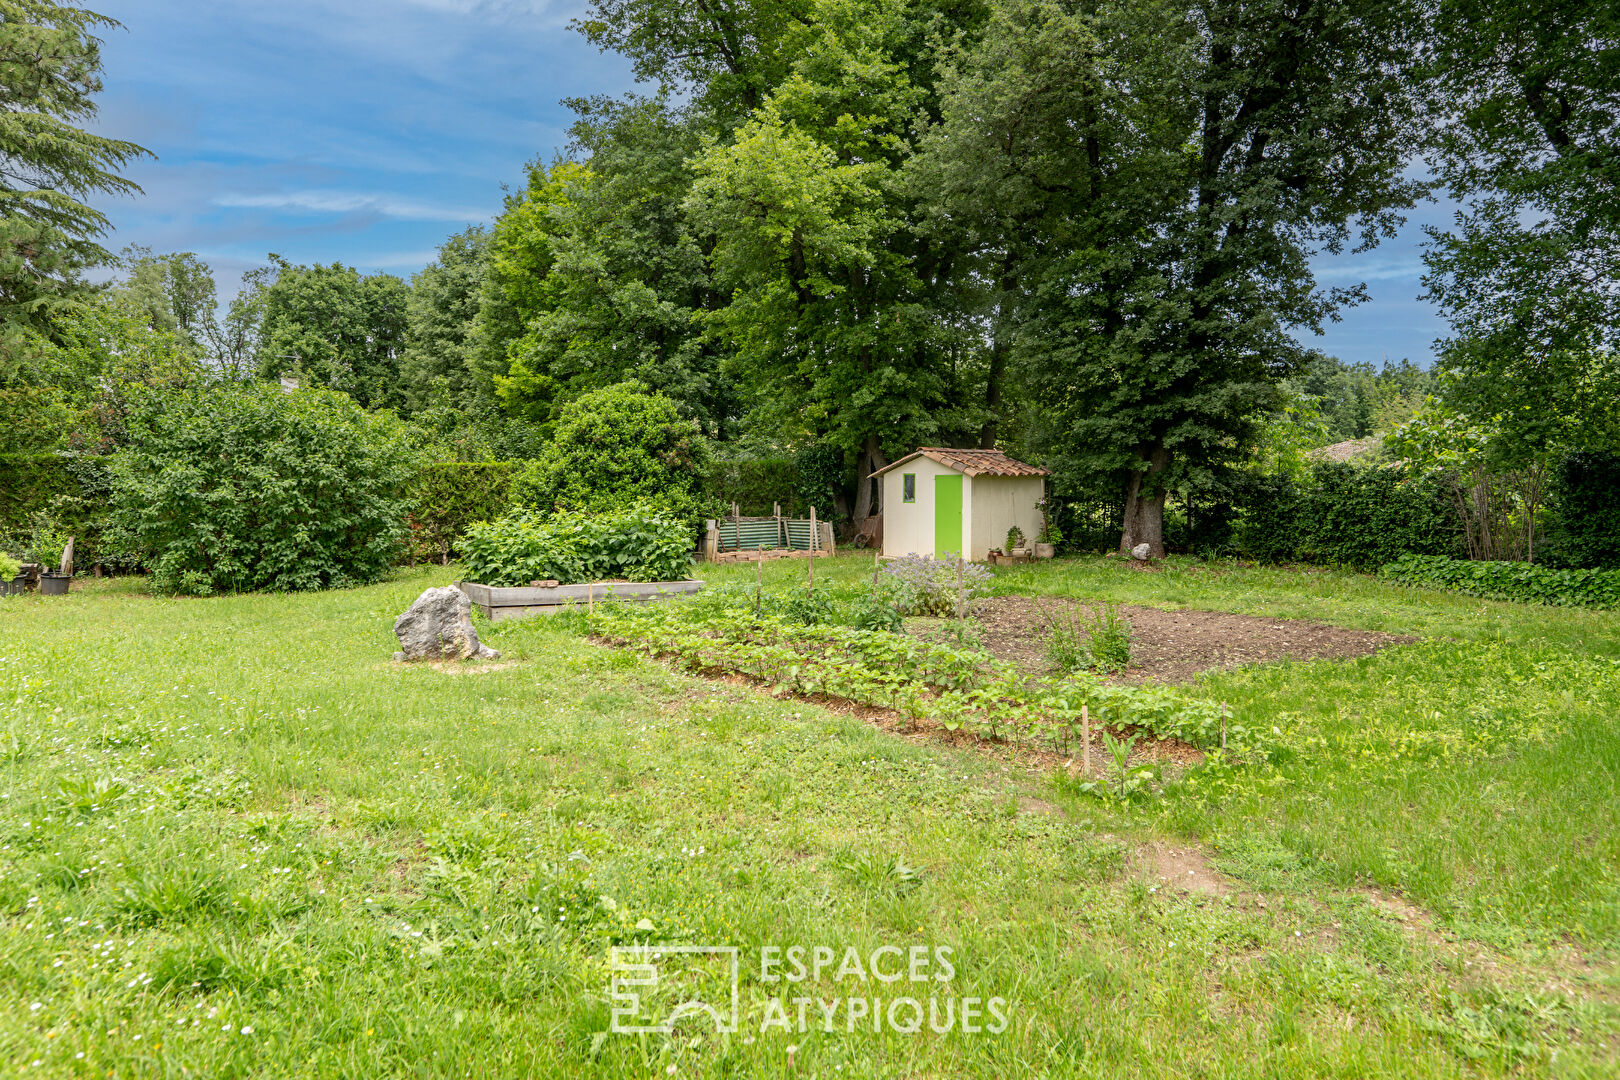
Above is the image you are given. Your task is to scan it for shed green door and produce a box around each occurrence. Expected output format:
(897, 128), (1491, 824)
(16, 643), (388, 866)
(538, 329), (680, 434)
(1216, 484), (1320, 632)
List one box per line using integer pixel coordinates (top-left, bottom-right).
(934, 474), (963, 557)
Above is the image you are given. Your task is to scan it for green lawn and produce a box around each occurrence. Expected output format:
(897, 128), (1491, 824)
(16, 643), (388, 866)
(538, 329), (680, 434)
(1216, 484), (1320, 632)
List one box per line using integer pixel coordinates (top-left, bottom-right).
(1, 556), (1616, 1077)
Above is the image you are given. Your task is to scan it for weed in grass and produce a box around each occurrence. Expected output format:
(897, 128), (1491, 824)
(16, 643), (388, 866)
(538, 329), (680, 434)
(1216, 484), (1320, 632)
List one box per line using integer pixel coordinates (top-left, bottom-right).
(114, 865), (234, 928)
(1041, 601), (1132, 673)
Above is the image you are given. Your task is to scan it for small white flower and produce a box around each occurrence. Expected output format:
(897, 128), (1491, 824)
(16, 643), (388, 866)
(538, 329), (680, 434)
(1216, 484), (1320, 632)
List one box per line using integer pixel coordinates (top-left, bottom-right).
(241, 1026), (253, 1034)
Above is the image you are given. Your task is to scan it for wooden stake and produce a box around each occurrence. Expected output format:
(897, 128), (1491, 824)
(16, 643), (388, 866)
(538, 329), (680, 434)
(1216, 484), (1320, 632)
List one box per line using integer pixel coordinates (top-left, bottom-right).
(808, 506), (817, 595)
(756, 549), (764, 617)
(873, 550), (881, 585)
(588, 583), (594, 615)
(1082, 704), (1091, 775)
(956, 555), (966, 620)
(1220, 701), (1227, 751)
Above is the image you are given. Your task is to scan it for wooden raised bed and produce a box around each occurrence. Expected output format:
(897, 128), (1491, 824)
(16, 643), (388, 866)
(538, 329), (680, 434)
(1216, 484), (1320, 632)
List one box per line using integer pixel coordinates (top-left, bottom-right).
(457, 580), (704, 622)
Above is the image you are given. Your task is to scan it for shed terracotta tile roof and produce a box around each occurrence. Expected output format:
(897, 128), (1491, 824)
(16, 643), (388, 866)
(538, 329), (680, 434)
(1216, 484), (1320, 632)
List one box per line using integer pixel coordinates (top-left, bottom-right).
(871, 447), (1049, 479)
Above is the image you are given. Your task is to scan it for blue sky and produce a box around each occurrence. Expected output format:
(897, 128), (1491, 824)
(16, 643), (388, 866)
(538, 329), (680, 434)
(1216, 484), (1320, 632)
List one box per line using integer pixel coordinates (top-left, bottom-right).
(88, 0), (1450, 367)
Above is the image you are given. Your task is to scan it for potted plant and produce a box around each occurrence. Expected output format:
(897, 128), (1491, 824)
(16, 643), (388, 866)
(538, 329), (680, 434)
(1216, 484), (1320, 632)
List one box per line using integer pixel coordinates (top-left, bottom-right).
(0, 553), (19, 597)
(1034, 520), (1061, 560)
(1005, 524), (1028, 557)
(30, 519), (70, 595)
(1033, 498), (1060, 558)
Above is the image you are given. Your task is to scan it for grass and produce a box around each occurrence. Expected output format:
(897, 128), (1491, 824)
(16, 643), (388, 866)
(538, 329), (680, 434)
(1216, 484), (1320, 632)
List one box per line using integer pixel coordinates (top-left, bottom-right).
(0, 556), (1615, 1077)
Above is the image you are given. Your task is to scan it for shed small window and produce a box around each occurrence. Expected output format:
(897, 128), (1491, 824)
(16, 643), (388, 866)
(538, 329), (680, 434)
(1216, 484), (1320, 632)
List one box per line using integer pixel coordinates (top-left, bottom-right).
(902, 474), (916, 503)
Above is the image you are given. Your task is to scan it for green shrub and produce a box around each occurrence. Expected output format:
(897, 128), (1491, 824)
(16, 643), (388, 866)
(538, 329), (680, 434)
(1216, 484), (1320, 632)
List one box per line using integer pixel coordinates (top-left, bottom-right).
(459, 505), (693, 587)
(405, 461), (522, 564)
(1543, 452), (1620, 569)
(107, 382), (416, 595)
(1232, 463), (1459, 567)
(509, 381), (711, 526)
(0, 552), (19, 580)
(1380, 554), (1620, 609)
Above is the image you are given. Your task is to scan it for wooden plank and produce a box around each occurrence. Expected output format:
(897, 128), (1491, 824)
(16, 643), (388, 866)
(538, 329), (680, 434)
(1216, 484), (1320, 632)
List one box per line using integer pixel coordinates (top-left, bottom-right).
(459, 579), (704, 609)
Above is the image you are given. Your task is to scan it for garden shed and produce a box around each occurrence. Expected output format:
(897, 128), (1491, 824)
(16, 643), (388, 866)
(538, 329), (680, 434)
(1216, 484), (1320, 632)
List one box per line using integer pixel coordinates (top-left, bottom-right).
(872, 448), (1048, 561)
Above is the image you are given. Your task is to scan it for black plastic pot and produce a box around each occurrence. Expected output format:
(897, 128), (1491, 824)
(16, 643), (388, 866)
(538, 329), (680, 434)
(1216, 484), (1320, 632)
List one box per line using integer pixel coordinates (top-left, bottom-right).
(39, 573), (70, 596)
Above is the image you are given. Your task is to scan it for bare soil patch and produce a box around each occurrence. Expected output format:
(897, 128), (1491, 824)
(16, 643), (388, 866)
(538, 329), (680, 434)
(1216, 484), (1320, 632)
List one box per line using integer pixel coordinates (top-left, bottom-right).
(1133, 842), (1233, 897)
(968, 596), (1413, 684)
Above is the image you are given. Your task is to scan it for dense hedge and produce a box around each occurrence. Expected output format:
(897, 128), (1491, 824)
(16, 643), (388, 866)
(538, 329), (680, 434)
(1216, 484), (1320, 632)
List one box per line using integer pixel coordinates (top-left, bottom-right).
(107, 383), (416, 594)
(1231, 462), (1461, 567)
(1542, 452), (1620, 569)
(1380, 554), (1620, 609)
(459, 506), (693, 587)
(0, 453), (124, 568)
(404, 461), (521, 564)
(705, 457), (802, 517)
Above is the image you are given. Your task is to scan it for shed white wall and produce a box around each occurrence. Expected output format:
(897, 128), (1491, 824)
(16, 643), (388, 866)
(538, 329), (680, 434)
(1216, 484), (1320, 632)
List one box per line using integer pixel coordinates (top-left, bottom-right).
(967, 475), (1045, 561)
(880, 457), (958, 558)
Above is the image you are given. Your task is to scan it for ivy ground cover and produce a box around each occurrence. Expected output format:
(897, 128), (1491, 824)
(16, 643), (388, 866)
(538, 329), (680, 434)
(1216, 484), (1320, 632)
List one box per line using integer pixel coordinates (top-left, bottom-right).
(0, 561), (1616, 1077)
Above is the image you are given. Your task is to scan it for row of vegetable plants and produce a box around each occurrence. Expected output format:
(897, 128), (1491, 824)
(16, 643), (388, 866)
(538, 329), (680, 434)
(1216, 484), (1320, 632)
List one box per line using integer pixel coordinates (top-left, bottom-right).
(590, 597), (1270, 760)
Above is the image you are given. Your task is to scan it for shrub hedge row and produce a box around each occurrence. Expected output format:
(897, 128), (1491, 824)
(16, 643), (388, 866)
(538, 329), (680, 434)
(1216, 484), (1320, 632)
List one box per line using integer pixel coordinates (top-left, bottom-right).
(1379, 554), (1620, 609)
(404, 461), (521, 564)
(1228, 463), (1461, 568)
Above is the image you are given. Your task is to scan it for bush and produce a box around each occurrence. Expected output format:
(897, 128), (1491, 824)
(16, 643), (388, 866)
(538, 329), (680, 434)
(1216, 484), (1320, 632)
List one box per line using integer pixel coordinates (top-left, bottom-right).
(881, 553), (994, 617)
(0, 552), (19, 580)
(1380, 554), (1620, 609)
(509, 381), (712, 527)
(458, 505), (693, 587)
(1543, 451), (1620, 569)
(1231, 463), (1459, 567)
(107, 383), (416, 595)
(404, 461), (523, 564)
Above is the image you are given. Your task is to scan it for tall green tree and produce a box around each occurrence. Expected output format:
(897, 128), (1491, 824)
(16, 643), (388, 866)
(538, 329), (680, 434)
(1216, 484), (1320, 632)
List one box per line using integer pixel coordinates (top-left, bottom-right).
(112, 246), (216, 341)
(0, 0), (149, 357)
(401, 226), (488, 411)
(490, 101), (732, 434)
(256, 257), (411, 411)
(1421, 0), (1620, 459)
(918, 0), (1427, 554)
(679, 0), (986, 519)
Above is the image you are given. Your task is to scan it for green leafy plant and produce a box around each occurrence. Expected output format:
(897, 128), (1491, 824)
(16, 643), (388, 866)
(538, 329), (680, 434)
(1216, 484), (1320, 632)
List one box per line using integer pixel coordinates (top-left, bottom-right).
(1380, 553), (1620, 609)
(1005, 524), (1026, 551)
(1082, 602), (1132, 672)
(0, 552), (19, 580)
(459, 504), (693, 586)
(1043, 602), (1131, 673)
(27, 512), (69, 568)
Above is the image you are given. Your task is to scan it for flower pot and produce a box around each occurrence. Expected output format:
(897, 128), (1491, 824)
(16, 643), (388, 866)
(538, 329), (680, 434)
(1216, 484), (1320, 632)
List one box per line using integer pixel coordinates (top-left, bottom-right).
(1033, 542), (1056, 559)
(1011, 546), (1032, 559)
(39, 573), (70, 596)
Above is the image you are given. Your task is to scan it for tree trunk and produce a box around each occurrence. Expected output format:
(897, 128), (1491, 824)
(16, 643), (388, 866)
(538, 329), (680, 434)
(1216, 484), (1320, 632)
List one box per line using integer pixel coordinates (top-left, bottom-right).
(853, 436), (888, 523)
(979, 265), (1017, 448)
(1118, 443), (1171, 557)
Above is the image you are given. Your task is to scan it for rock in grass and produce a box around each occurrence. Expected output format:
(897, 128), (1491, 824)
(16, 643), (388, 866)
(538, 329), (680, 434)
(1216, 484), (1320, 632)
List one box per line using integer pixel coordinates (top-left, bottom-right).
(393, 587), (499, 662)
(1131, 543), (1152, 561)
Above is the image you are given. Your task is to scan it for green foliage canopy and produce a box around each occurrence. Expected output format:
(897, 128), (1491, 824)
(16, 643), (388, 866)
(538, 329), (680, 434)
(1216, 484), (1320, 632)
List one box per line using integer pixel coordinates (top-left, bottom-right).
(0, 0), (149, 356)
(106, 382), (417, 594)
(508, 381), (712, 524)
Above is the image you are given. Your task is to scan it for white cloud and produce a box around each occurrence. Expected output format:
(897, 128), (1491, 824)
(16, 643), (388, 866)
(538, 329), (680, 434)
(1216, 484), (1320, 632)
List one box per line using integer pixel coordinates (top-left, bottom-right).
(213, 190), (490, 223)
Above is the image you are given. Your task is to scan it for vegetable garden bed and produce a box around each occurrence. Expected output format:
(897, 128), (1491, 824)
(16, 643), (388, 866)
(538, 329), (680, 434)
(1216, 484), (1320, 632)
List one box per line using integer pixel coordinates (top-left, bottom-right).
(590, 595), (1270, 763)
